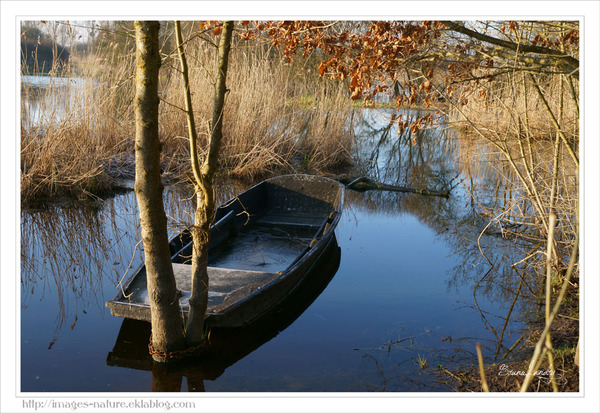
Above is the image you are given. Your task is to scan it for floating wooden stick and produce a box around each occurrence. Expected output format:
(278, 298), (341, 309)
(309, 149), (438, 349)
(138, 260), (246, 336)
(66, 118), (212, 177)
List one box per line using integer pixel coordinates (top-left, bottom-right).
(334, 175), (450, 198)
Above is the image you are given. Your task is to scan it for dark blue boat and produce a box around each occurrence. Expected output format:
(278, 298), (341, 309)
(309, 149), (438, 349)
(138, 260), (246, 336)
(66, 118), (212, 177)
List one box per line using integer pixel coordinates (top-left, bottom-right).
(106, 174), (344, 328)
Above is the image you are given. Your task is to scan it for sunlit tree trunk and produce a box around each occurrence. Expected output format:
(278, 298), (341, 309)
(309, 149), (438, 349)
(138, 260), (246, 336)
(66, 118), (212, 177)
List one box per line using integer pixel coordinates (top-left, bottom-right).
(175, 21), (234, 347)
(133, 20), (185, 361)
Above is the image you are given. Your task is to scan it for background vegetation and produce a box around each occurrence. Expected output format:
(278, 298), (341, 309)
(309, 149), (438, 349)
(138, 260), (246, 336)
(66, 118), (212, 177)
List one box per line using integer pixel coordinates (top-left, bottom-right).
(20, 21), (355, 203)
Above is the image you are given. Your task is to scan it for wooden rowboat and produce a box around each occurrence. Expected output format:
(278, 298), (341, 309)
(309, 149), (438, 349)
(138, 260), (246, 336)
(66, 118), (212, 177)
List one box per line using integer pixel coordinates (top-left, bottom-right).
(106, 174), (344, 328)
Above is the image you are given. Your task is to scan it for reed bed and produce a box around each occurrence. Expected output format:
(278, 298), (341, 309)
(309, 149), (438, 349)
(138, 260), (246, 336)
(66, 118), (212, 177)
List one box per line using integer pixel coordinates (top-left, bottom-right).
(20, 25), (356, 204)
(454, 72), (578, 142)
(157, 36), (355, 180)
(21, 35), (136, 203)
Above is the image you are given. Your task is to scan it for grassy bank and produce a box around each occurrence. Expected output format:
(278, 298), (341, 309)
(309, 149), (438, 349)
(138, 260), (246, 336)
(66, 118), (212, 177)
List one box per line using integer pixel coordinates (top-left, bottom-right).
(21, 36), (137, 202)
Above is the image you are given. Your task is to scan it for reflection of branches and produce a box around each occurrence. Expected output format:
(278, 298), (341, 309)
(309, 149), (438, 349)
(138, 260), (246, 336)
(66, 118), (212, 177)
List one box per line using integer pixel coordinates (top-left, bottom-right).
(21, 185), (196, 344)
(352, 106), (576, 375)
(362, 355), (387, 391)
(355, 109), (454, 205)
(352, 110), (547, 359)
(472, 267), (506, 352)
(495, 276), (524, 359)
(21, 196), (139, 344)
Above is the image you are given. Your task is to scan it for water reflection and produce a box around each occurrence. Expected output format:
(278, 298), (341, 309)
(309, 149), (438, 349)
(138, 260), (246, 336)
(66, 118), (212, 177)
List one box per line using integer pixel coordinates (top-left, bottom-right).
(106, 236), (341, 391)
(20, 108), (538, 391)
(21, 76), (92, 130)
(21, 197), (133, 345)
(20, 186), (197, 345)
(350, 109), (534, 361)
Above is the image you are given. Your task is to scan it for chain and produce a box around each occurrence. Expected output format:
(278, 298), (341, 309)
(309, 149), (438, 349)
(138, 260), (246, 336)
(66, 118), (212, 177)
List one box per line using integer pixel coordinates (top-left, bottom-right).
(148, 333), (206, 360)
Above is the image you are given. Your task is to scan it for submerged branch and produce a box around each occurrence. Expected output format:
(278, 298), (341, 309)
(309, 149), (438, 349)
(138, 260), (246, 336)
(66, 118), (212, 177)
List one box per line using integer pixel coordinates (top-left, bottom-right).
(334, 175), (450, 198)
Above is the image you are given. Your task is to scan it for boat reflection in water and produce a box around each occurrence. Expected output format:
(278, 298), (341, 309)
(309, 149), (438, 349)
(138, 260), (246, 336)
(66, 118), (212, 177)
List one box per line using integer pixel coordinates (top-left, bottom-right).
(106, 234), (341, 391)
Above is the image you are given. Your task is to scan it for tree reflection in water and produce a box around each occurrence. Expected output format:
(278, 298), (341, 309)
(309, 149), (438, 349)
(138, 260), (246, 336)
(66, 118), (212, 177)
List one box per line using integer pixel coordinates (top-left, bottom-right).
(351, 109), (554, 363)
(21, 186), (194, 345)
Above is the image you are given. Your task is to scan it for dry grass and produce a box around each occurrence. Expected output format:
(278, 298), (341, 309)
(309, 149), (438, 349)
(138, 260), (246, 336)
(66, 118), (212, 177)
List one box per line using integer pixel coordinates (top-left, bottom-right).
(158, 37), (355, 180)
(21, 37), (136, 203)
(454, 72), (578, 142)
(20, 25), (355, 203)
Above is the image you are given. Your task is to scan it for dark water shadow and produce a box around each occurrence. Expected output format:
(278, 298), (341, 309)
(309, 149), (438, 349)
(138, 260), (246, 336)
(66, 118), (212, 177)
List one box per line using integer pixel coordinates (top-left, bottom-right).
(106, 234), (341, 391)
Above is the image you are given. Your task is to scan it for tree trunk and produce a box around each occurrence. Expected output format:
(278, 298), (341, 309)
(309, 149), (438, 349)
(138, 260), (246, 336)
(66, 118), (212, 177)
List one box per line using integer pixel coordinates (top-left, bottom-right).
(182, 21), (234, 347)
(133, 21), (185, 361)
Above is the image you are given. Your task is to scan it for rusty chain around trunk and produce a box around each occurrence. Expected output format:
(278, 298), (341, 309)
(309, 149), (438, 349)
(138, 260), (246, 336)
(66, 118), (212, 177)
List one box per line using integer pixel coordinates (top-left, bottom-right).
(148, 334), (206, 360)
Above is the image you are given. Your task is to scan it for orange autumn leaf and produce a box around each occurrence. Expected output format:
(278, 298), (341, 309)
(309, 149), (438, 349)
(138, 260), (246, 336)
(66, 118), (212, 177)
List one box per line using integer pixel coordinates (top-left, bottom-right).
(318, 61), (327, 76)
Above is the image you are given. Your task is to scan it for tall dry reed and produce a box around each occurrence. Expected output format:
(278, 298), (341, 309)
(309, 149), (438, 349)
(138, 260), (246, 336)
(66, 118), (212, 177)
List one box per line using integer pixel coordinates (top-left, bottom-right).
(158, 33), (355, 181)
(20, 22), (356, 203)
(21, 31), (136, 203)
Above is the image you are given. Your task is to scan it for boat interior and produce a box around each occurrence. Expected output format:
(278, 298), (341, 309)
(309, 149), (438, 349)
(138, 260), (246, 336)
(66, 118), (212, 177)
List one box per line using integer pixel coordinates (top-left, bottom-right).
(112, 176), (342, 317)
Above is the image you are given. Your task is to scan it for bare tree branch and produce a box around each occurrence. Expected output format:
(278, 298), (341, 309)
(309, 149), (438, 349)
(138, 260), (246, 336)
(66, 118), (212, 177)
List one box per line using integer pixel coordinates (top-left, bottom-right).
(441, 21), (579, 77)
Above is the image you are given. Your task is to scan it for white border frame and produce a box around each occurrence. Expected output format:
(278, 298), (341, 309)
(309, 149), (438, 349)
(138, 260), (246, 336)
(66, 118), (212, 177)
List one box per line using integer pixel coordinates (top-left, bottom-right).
(2, 2), (599, 412)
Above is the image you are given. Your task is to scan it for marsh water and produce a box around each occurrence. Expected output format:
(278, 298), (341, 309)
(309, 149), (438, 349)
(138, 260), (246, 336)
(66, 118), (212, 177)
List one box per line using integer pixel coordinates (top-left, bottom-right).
(20, 108), (531, 392)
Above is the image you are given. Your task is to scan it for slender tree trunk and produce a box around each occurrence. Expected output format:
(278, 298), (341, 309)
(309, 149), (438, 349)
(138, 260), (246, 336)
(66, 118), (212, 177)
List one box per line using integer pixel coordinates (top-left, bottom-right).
(182, 21), (234, 347)
(134, 21), (185, 361)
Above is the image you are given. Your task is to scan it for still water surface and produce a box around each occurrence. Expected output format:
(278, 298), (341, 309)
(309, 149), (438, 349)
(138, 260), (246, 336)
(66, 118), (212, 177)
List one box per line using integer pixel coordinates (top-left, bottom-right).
(21, 109), (526, 392)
